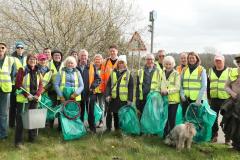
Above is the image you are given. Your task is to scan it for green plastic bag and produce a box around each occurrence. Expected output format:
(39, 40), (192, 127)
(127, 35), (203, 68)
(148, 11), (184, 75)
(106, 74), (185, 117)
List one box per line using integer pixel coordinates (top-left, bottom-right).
(175, 104), (183, 125)
(63, 87), (75, 100)
(60, 87), (86, 140)
(118, 105), (140, 135)
(60, 100), (86, 140)
(94, 103), (103, 124)
(39, 93), (60, 120)
(185, 100), (216, 143)
(82, 102), (103, 125)
(140, 91), (168, 137)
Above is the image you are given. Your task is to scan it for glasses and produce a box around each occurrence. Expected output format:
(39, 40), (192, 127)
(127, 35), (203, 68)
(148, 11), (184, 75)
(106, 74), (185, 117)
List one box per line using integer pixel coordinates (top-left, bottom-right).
(159, 55), (165, 58)
(0, 47), (5, 49)
(17, 47), (23, 49)
(236, 60), (240, 64)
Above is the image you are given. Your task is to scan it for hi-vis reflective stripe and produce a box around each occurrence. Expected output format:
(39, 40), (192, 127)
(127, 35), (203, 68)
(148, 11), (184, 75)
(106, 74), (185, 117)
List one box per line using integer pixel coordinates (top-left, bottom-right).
(0, 72), (9, 75)
(0, 79), (12, 82)
(183, 87), (201, 90)
(209, 87), (226, 91)
(182, 79), (201, 82)
(210, 80), (226, 83)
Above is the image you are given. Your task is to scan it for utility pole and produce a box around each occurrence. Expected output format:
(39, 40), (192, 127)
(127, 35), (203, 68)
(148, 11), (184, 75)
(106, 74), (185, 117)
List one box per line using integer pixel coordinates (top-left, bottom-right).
(149, 10), (157, 53)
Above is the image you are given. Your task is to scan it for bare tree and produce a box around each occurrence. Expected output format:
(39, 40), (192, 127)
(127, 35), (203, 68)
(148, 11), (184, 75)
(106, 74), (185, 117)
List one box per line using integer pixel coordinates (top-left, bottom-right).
(0, 0), (137, 55)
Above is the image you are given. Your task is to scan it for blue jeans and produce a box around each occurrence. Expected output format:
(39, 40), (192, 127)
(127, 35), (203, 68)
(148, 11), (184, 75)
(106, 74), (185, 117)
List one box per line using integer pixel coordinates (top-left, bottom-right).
(0, 91), (9, 139)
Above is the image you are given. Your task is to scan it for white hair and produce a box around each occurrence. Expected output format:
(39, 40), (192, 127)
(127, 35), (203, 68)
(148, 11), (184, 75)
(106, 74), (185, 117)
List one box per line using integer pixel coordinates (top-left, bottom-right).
(79, 49), (89, 56)
(94, 54), (103, 60)
(145, 54), (155, 60)
(163, 56), (176, 67)
(63, 56), (77, 68)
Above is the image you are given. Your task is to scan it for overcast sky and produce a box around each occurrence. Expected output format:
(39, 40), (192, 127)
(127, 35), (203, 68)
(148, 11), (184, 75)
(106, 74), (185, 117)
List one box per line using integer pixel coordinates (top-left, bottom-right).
(131, 0), (240, 54)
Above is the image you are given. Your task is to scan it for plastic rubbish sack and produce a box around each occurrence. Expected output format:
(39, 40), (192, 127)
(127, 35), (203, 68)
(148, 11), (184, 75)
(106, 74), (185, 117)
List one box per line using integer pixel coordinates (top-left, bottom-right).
(39, 93), (61, 120)
(175, 104), (183, 125)
(118, 105), (140, 135)
(60, 87), (86, 140)
(140, 91), (168, 137)
(185, 101), (216, 143)
(94, 103), (103, 124)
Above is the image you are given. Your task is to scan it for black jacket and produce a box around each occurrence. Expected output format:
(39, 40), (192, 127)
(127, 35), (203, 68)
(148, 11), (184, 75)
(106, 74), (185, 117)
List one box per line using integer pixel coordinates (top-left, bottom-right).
(77, 63), (101, 99)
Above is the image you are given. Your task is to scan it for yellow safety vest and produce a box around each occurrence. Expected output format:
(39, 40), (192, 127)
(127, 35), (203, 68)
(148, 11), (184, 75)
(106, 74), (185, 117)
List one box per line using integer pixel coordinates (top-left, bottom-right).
(49, 60), (63, 82)
(111, 70), (130, 101)
(12, 57), (23, 85)
(183, 66), (203, 100)
(154, 61), (163, 72)
(163, 70), (180, 104)
(0, 56), (14, 92)
(59, 70), (81, 101)
(16, 72), (41, 103)
(209, 67), (231, 99)
(41, 70), (53, 88)
(138, 68), (162, 100)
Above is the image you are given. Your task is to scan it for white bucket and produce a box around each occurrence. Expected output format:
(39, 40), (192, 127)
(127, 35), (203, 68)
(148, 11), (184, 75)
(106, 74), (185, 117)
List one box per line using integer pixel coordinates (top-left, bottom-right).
(22, 108), (47, 129)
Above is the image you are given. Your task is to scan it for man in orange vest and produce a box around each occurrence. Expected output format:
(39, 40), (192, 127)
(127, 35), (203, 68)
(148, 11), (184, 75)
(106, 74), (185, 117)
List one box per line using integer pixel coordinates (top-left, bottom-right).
(77, 49), (101, 133)
(176, 52), (188, 74)
(99, 45), (119, 132)
(99, 45), (119, 93)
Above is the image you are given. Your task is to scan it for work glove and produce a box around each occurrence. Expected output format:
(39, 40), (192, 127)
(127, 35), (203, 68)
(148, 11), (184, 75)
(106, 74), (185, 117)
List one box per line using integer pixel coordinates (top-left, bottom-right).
(70, 93), (78, 100)
(34, 95), (39, 101)
(106, 96), (111, 103)
(161, 89), (168, 96)
(127, 101), (133, 106)
(60, 96), (66, 103)
(195, 99), (202, 106)
(180, 95), (186, 102)
(27, 95), (34, 101)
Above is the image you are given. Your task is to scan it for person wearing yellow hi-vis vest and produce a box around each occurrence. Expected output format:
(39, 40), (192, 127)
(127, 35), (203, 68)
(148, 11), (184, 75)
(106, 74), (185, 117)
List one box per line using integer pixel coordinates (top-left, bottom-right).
(161, 56), (181, 136)
(0, 42), (20, 140)
(77, 50), (101, 133)
(9, 41), (27, 128)
(207, 54), (231, 143)
(154, 49), (166, 72)
(136, 54), (165, 117)
(15, 53), (44, 148)
(105, 55), (134, 132)
(180, 52), (207, 117)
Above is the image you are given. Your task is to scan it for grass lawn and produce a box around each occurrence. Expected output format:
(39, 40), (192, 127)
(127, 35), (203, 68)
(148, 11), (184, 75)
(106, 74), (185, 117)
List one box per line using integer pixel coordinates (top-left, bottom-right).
(0, 128), (240, 160)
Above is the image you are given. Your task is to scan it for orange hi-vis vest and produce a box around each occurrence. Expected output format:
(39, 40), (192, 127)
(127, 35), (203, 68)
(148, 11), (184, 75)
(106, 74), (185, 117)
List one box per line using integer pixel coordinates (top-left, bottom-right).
(99, 58), (118, 93)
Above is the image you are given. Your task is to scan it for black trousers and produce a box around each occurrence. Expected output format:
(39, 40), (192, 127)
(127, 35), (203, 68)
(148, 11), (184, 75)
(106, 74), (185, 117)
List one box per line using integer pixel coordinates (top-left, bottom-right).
(9, 86), (17, 128)
(164, 103), (179, 136)
(181, 98), (195, 119)
(80, 94), (96, 131)
(210, 98), (226, 138)
(15, 101), (38, 145)
(106, 111), (119, 130)
(136, 99), (147, 119)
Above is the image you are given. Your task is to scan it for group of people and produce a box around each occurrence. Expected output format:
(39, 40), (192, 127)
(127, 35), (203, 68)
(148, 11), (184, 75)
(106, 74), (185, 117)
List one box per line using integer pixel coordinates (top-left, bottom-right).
(0, 41), (240, 151)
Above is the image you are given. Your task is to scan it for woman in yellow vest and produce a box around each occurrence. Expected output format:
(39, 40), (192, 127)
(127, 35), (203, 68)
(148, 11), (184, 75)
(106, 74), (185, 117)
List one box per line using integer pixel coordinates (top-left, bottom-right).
(207, 54), (231, 143)
(161, 56), (180, 135)
(105, 55), (134, 132)
(15, 53), (44, 148)
(180, 52), (207, 117)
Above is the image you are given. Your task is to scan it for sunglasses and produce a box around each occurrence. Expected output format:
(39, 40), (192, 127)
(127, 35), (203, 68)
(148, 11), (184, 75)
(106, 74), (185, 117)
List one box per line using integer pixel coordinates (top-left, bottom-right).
(17, 47), (23, 49)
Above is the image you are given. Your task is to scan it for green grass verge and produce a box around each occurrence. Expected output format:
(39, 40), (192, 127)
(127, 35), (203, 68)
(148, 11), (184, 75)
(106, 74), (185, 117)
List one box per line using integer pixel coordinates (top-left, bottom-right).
(0, 129), (240, 160)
